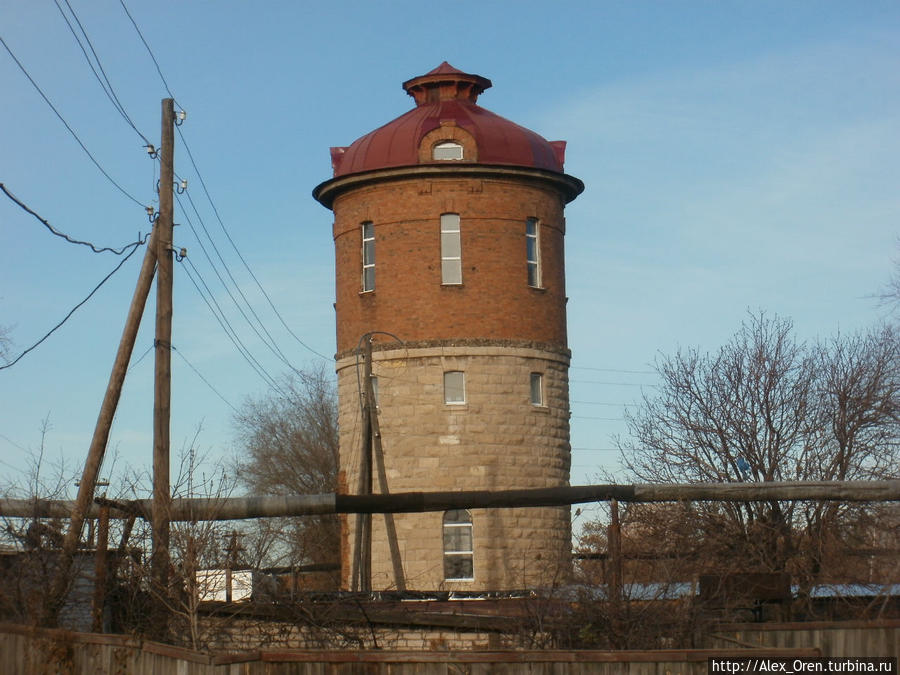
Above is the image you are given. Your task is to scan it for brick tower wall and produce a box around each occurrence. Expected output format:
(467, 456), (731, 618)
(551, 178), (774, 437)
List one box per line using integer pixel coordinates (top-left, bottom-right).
(330, 173), (573, 591)
(331, 175), (568, 354)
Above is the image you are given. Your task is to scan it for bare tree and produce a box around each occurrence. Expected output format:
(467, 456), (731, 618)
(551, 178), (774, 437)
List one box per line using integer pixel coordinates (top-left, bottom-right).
(232, 366), (340, 573)
(616, 312), (900, 587)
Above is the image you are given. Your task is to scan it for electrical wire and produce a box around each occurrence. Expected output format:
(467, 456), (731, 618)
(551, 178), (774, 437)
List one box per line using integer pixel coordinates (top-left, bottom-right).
(118, 2), (329, 361)
(175, 191), (299, 373)
(571, 380), (655, 387)
(51, 0), (151, 147)
(118, 0), (179, 106)
(0, 34), (144, 208)
(172, 344), (238, 413)
(176, 127), (332, 361)
(0, 238), (146, 371)
(179, 255), (287, 397)
(1, 183), (144, 254)
(127, 342), (154, 373)
(571, 366), (656, 375)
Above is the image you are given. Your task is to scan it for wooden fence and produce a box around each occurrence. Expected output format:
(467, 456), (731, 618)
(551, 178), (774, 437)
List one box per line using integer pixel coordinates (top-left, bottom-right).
(0, 622), (822, 675)
(4, 621), (897, 673)
(706, 619), (900, 658)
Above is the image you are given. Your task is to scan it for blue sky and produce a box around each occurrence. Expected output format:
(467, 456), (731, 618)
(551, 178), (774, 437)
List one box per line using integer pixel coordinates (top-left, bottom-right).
(1, 1), (898, 497)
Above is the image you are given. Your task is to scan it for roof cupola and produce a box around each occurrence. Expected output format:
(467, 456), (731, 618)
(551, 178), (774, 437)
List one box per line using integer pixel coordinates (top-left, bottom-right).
(402, 61), (492, 105)
(313, 63), (584, 208)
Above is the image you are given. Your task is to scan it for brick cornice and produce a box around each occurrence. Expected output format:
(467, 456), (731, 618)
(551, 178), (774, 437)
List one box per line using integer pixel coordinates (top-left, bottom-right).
(335, 338), (571, 367)
(313, 164), (584, 210)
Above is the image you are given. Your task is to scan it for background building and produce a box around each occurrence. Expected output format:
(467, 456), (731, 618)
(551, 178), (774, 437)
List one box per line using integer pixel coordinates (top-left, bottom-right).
(314, 63), (583, 591)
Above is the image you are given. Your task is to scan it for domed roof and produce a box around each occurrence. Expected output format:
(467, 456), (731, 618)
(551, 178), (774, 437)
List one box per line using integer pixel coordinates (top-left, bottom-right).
(328, 62), (567, 177)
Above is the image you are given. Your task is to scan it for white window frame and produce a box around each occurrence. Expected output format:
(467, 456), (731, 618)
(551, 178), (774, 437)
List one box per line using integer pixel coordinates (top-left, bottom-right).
(443, 509), (474, 581)
(530, 372), (544, 406)
(443, 370), (466, 405)
(526, 217), (541, 288)
(361, 221), (375, 292)
(433, 141), (464, 160)
(441, 213), (462, 285)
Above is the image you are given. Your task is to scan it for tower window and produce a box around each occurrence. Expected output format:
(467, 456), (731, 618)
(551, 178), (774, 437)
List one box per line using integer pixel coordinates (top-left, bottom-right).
(443, 509), (474, 581)
(433, 141), (464, 160)
(443, 371), (465, 405)
(526, 217), (541, 287)
(530, 372), (544, 406)
(361, 221), (375, 292)
(441, 213), (462, 285)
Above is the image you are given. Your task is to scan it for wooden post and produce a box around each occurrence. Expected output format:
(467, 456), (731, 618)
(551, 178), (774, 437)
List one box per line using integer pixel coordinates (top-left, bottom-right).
(367, 345), (406, 591)
(607, 499), (622, 603)
(152, 97), (176, 625)
(354, 337), (374, 592)
(41, 227), (158, 627)
(91, 504), (110, 632)
(607, 499), (623, 645)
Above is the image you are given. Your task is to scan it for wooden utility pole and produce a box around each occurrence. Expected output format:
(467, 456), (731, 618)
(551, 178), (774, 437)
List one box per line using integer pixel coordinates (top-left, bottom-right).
(367, 345), (406, 591)
(91, 503), (110, 632)
(607, 499), (622, 604)
(41, 228), (159, 627)
(152, 97), (176, 617)
(351, 337), (374, 592)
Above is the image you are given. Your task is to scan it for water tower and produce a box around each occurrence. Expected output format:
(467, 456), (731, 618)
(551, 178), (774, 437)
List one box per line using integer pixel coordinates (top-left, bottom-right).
(314, 63), (583, 591)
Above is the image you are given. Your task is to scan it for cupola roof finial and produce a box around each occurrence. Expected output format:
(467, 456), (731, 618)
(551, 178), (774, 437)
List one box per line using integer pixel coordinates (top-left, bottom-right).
(402, 62), (492, 106)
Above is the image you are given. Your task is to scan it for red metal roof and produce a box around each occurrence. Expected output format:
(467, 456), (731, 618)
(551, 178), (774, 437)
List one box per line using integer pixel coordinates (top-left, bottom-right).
(330, 63), (567, 177)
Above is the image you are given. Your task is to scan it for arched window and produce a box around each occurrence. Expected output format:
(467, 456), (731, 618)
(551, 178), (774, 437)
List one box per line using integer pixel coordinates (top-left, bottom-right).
(443, 509), (474, 580)
(433, 141), (463, 160)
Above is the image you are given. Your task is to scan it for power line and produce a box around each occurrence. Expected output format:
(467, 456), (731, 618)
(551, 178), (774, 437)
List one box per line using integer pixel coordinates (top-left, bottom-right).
(177, 128), (331, 361)
(175, 191), (298, 373)
(118, 0), (178, 105)
(571, 380), (656, 387)
(0, 34), (145, 208)
(0, 238), (145, 371)
(1, 183), (145, 254)
(179, 256), (287, 397)
(119, 1), (328, 362)
(51, 0), (151, 147)
(172, 344), (238, 413)
(127, 342), (154, 373)
(571, 366), (656, 375)
(573, 448), (623, 453)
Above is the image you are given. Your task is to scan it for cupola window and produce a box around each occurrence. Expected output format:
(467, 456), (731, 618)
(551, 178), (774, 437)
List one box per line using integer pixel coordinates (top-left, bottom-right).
(433, 141), (464, 160)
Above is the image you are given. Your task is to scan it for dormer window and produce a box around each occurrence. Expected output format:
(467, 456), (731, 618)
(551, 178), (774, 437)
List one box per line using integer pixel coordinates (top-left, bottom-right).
(433, 141), (463, 160)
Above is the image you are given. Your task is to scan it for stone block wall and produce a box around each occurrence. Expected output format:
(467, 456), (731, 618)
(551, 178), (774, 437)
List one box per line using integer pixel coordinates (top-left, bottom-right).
(337, 344), (572, 591)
